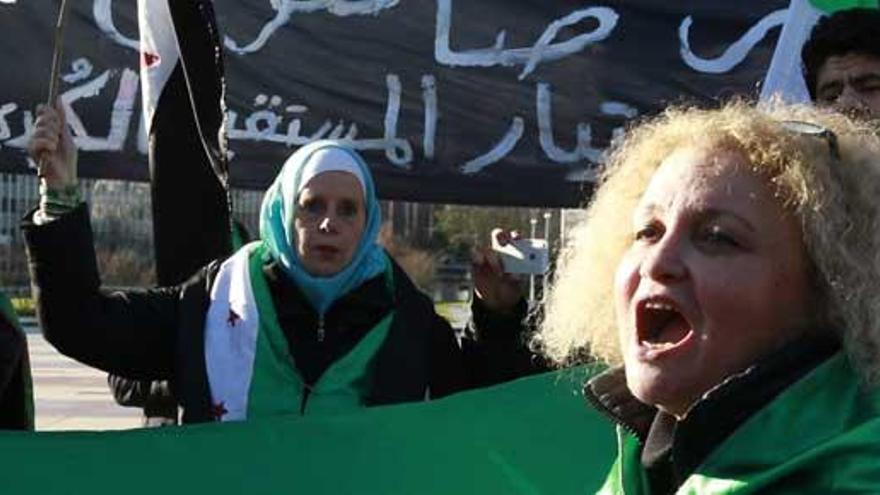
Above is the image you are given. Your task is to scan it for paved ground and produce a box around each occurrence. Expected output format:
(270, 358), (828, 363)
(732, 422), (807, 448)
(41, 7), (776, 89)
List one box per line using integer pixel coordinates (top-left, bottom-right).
(26, 328), (141, 431)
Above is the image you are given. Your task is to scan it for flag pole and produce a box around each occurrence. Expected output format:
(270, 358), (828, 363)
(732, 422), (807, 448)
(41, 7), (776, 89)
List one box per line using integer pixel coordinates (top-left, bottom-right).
(39, 0), (72, 177)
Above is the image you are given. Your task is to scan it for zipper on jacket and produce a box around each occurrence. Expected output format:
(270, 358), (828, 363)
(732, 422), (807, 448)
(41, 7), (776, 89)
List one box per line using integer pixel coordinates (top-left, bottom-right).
(317, 315), (325, 342)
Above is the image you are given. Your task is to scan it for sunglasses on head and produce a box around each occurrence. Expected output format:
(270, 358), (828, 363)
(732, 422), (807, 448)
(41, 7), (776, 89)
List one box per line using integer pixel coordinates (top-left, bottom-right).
(780, 120), (840, 162)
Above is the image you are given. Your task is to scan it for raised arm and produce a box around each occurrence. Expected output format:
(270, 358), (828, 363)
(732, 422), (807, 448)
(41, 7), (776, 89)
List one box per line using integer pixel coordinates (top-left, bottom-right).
(466, 228), (546, 383)
(22, 101), (180, 380)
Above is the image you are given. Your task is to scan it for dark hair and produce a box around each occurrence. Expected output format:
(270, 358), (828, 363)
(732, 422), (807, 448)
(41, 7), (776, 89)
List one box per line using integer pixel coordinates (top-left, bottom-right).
(801, 8), (880, 99)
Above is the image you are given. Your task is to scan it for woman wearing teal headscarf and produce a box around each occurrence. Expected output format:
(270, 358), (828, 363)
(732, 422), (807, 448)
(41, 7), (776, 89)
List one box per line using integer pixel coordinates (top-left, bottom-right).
(23, 112), (542, 424)
(259, 140), (389, 323)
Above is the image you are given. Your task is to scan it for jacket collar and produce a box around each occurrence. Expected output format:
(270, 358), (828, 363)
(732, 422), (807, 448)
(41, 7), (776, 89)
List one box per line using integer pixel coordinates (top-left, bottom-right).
(584, 336), (840, 491)
(264, 259), (393, 321)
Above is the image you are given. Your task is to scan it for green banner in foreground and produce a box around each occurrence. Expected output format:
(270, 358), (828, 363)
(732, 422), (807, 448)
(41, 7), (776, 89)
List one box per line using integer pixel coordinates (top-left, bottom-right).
(0, 368), (615, 494)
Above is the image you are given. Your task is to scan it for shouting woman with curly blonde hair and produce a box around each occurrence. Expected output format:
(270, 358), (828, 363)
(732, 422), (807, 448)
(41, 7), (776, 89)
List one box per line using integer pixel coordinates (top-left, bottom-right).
(539, 100), (880, 493)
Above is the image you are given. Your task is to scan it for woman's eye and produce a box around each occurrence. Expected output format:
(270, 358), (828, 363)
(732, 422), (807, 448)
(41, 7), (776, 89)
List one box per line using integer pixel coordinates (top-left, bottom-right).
(700, 225), (739, 248)
(300, 199), (325, 216)
(338, 201), (359, 218)
(634, 224), (661, 242)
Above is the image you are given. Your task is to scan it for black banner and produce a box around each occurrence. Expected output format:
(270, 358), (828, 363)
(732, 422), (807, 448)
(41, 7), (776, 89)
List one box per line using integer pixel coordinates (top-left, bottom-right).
(0, 0), (788, 206)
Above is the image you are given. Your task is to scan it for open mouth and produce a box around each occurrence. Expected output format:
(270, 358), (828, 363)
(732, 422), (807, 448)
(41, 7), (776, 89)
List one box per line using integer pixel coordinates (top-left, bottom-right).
(636, 299), (694, 353)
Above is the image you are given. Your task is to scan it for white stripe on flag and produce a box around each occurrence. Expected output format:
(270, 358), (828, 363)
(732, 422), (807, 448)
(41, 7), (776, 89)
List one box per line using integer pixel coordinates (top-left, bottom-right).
(138, 0), (181, 134)
(760, 0), (824, 102)
(205, 245), (260, 422)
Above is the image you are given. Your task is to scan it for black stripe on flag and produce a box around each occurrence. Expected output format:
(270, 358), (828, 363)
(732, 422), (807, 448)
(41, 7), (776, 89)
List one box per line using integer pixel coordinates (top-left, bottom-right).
(145, 0), (232, 286)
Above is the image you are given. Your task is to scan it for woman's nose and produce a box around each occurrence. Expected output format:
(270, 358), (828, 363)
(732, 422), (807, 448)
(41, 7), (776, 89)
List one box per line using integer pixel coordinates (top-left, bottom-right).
(639, 236), (687, 283)
(318, 216), (334, 233)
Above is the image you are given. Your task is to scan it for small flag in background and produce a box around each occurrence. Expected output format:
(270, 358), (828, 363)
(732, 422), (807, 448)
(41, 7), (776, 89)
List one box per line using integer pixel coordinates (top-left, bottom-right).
(761, 0), (879, 102)
(138, 0), (232, 286)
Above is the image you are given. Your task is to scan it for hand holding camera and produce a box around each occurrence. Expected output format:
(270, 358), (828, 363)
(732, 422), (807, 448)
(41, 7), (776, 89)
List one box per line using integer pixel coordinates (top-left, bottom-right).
(491, 237), (549, 275)
(472, 228), (549, 315)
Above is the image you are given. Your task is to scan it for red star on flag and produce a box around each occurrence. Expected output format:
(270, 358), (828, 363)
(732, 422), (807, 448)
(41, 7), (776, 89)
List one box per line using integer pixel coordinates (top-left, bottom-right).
(141, 51), (160, 69)
(227, 309), (240, 327)
(211, 401), (228, 420)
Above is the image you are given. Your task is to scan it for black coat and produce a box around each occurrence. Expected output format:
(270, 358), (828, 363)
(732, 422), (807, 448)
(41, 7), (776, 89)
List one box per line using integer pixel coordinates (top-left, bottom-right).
(23, 204), (541, 423)
(0, 305), (29, 430)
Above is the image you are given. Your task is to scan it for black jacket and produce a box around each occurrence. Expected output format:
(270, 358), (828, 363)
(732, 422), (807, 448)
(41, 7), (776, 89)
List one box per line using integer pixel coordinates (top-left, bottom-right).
(23, 204), (541, 423)
(0, 307), (29, 430)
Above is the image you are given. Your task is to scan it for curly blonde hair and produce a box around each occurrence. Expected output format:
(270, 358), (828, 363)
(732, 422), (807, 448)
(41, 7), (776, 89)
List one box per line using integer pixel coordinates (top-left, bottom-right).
(537, 100), (880, 384)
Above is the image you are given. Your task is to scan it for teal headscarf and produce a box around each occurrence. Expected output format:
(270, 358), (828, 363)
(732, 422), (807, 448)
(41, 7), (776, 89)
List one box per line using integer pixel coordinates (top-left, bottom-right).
(259, 140), (388, 316)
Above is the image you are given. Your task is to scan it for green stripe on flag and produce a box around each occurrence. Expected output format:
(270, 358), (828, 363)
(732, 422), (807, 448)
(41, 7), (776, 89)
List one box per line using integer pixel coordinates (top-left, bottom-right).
(810, 0), (878, 13)
(0, 367), (616, 494)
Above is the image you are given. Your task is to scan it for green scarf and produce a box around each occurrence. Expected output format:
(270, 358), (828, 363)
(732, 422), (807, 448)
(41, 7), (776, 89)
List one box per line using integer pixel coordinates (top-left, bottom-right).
(204, 242), (394, 421)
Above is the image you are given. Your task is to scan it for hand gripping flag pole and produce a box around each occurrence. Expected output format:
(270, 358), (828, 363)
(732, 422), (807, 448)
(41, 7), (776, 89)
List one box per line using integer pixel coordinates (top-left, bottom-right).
(38, 0), (72, 178)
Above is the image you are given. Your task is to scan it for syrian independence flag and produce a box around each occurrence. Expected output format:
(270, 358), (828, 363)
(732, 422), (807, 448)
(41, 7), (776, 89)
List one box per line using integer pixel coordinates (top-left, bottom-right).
(761, 0), (879, 102)
(138, 0), (232, 286)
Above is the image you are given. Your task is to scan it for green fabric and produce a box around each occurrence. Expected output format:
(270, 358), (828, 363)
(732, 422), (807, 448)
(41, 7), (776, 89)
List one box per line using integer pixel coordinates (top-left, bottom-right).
(597, 426), (650, 495)
(0, 292), (34, 430)
(0, 368), (615, 494)
(600, 353), (880, 494)
(246, 243), (394, 417)
(809, 0), (878, 12)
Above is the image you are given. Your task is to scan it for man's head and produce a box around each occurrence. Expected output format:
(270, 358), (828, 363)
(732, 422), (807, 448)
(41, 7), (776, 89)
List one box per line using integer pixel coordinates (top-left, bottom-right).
(802, 8), (880, 120)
